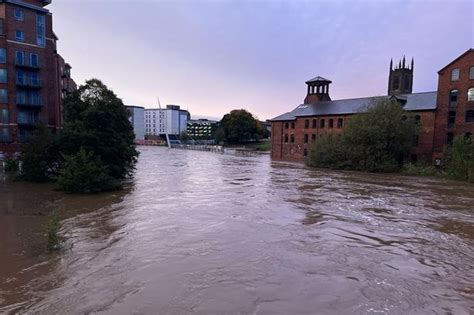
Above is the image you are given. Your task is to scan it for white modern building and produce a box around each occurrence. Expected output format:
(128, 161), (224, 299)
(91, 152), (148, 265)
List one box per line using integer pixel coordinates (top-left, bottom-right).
(145, 105), (190, 136)
(125, 105), (145, 142)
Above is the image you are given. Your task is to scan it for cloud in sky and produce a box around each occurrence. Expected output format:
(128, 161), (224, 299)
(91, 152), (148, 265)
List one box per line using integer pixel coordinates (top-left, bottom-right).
(50, 0), (472, 120)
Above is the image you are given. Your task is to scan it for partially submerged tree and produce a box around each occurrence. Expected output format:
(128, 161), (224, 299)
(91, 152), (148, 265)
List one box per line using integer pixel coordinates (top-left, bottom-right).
(216, 109), (266, 144)
(308, 99), (420, 172)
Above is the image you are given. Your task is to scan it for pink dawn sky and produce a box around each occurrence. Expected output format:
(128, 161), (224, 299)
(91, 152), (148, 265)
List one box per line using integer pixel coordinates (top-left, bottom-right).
(50, 0), (472, 121)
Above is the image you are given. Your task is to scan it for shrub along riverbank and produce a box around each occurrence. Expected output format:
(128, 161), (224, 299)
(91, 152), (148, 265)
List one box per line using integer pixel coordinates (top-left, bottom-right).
(16, 79), (139, 193)
(306, 99), (474, 183)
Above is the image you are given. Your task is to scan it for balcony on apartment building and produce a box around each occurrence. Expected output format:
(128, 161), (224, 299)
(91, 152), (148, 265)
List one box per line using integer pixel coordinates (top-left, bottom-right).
(16, 77), (42, 89)
(16, 94), (42, 107)
(15, 59), (41, 70)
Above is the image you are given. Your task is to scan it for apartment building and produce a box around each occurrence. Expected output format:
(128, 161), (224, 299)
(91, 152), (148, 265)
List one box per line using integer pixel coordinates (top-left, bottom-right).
(0, 0), (76, 154)
(145, 105), (190, 136)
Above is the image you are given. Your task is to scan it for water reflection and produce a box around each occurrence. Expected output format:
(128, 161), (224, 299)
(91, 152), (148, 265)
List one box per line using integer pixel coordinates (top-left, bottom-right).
(1, 146), (473, 314)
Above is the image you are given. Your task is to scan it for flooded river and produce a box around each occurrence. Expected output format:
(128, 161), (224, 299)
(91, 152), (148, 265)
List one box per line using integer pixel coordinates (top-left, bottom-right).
(1, 146), (473, 314)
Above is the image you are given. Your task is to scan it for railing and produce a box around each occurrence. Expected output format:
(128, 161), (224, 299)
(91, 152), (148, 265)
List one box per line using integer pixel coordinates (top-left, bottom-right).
(15, 60), (40, 69)
(170, 144), (224, 153)
(17, 116), (40, 125)
(16, 96), (42, 107)
(16, 78), (42, 88)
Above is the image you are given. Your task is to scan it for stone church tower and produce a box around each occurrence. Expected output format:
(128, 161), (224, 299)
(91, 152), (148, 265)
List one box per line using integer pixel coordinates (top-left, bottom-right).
(388, 56), (414, 95)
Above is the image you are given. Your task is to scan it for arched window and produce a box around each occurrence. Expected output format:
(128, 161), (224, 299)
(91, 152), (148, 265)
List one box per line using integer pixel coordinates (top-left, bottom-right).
(448, 111), (456, 129)
(449, 90), (458, 107)
(312, 119), (317, 128)
(290, 134), (295, 143)
(337, 118), (343, 128)
(304, 119), (309, 128)
(320, 119), (325, 128)
(468, 88), (474, 101)
(451, 68), (460, 81)
(466, 110), (474, 122)
(284, 134), (288, 143)
(328, 119), (333, 128)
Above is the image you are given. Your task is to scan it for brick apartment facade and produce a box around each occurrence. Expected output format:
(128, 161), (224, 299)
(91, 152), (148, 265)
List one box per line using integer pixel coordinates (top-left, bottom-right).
(271, 49), (474, 164)
(0, 0), (76, 155)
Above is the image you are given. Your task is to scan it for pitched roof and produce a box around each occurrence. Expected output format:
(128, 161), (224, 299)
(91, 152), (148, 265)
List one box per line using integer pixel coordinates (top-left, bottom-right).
(305, 76), (332, 84)
(438, 48), (473, 74)
(270, 91), (437, 121)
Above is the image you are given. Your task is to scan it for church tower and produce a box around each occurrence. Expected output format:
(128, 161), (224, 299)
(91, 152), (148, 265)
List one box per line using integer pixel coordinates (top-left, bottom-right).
(304, 76), (332, 104)
(388, 56), (413, 95)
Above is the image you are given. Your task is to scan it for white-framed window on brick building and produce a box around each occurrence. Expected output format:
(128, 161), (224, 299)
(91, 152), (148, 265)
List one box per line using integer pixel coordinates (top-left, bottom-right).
(449, 90), (458, 107)
(0, 89), (7, 103)
(0, 69), (7, 83)
(451, 68), (460, 81)
(15, 30), (24, 42)
(14, 9), (24, 21)
(468, 88), (474, 102)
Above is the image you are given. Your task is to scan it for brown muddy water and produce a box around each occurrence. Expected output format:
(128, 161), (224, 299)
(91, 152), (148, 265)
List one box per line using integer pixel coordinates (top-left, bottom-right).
(0, 146), (473, 314)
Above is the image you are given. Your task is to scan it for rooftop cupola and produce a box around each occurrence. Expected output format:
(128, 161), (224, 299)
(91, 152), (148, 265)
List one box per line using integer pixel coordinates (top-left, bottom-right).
(304, 76), (332, 104)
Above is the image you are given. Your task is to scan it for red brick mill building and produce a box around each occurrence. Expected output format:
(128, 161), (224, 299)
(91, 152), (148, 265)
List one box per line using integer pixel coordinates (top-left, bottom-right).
(270, 49), (474, 165)
(0, 0), (76, 155)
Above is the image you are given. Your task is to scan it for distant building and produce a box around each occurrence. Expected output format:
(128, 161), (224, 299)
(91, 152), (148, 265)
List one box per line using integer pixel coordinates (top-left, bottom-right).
(0, 0), (76, 154)
(126, 105), (145, 143)
(145, 105), (190, 136)
(187, 119), (218, 139)
(270, 49), (474, 164)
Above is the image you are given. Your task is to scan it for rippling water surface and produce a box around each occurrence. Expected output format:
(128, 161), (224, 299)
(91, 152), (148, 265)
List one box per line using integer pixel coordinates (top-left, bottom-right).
(1, 146), (473, 314)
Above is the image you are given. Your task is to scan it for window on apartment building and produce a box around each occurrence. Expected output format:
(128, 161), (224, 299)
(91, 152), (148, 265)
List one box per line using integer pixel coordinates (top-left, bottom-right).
(320, 119), (325, 128)
(31, 91), (40, 105)
(447, 111), (456, 129)
(284, 134), (288, 143)
(337, 118), (343, 128)
(30, 73), (39, 86)
(15, 30), (24, 42)
(284, 122), (289, 129)
(470, 66), (474, 80)
(449, 90), (458, 107)
(15, 51), (24, 65)
(0, 69), (7, 83)
(468, 88), (474, 102)
(304, 149), (308, 157)
(447, 132), (454, 145)
(466, 110), (474, 123)
(328, 119), (333, 128)
(0, 19), (4, 36)
(304, 134), (308, 143)
(17, 90), (27, 104)
(0, 89), (7, 103)
(312, 119), (316, 128)
(1, 127), (9, 143)
(291, 122), (295, 129)
(304, 119), (309, 128)
(451, 68), (460, 81)
(36, 14), (45, 46)
(14, 9), (24, 21)
(290, 134), (295, 143)
(30, 53), (39, 67)
(311, 134), (316, 142)
(16, 70), (25, 84)
(1, 109), (8, 124)
(0, 49), (6, 63)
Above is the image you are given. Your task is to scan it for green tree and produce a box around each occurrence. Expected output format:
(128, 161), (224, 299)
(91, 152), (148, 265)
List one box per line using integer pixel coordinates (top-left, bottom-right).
(307, 99), (420, 172)
(444, 136), (474, 182)
(58, 79), (139, 179)
(20, 124), (60, 182)
(58, 148), (118, 193)
(216, 109), (266, 144)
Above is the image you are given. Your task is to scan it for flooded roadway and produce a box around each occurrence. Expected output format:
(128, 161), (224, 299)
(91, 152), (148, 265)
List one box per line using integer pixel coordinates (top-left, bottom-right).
(0, 146), (473, 314)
